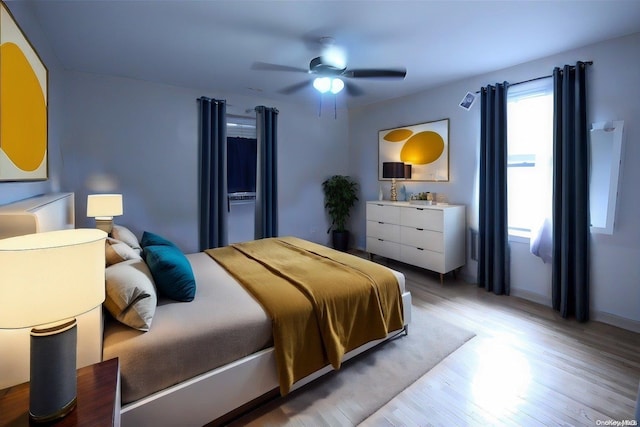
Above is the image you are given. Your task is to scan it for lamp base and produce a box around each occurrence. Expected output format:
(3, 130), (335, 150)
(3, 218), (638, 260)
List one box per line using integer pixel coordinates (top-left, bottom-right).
(94, 218), (114, 234)
(390, 178), (398, 202)
(29, 319), (78, 423)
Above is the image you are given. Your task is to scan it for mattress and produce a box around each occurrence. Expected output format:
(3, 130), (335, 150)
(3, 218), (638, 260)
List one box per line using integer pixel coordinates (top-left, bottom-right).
(103, 251), (406, 405)
(102, 252), (273, 404)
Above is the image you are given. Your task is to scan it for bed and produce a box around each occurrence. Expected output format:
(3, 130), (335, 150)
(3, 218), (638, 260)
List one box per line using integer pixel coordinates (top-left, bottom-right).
(105, 231), (412, 427)
(0, 193), (411, 427)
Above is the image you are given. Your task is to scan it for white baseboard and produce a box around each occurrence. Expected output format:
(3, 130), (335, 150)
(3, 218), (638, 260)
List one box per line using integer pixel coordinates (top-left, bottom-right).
(511, 289), (640, 333)
(592, 311), (640, 333)
(510, 288), (552, 307)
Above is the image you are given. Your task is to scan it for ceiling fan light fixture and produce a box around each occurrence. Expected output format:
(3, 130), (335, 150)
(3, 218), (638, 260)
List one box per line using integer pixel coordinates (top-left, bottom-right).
(313, 77), (344, 94)
(313, 77), (331, 93)
(330, 78), (344, 94)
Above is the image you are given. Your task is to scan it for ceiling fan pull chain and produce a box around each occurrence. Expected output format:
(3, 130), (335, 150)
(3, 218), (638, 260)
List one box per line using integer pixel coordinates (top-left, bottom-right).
(334, 95), (337, 120)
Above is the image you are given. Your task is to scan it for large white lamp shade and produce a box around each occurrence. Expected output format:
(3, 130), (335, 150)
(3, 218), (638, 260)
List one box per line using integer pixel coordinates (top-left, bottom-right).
(0, 229), (106, 328)
(0, 229), (106, 422)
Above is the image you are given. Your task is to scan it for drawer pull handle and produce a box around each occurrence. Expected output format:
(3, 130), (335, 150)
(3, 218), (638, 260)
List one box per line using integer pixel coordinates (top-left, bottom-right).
(378, 221), (384, 224)
(377, 204), (384, 206)
(378, 238), (384, 242)
(416, 228), (424, 231)
(417, 247), (424, 251)
(417, 208), (424, 211)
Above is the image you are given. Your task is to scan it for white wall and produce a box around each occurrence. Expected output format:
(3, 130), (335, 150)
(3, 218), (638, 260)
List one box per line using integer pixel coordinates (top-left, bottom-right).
(348, 32), (640, 330)
(61, 71), (348, 253)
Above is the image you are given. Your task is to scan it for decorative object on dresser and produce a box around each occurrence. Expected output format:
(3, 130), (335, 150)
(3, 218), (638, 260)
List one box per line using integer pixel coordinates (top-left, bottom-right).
(382, 162), (406, 202)
(379, 118), (449, 182)
(366, 201), (465, 284)
(0, 229), (107, 423)
(86, 194), (123, 233)
(0, 1), (48, 181)
(322, 175), (359, 251)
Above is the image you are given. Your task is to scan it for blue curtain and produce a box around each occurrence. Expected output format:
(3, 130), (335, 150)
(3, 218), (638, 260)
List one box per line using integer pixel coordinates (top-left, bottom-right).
(254, 106), (279, 239)
(198, 97), (228, 250)
(478, 82), (510, 295)
(552, 62), (590, 321)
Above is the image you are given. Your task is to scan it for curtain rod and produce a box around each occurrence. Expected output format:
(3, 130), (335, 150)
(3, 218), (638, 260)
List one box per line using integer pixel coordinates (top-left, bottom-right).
(476, 61), (593, 93)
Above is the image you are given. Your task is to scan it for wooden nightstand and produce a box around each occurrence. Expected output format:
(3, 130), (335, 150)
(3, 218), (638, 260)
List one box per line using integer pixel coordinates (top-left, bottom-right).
(0, 358), (120, 427)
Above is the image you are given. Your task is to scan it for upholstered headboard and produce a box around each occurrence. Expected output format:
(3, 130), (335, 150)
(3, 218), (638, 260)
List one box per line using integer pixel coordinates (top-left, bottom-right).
(0, 193), (103, 389)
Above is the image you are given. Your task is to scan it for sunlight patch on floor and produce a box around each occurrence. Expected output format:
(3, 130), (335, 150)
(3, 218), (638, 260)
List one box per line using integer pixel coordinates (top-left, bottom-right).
(471, 337), (532, 418)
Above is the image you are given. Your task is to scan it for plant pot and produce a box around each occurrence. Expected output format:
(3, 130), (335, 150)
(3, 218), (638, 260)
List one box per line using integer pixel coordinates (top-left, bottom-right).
(332, 230), (350, 252)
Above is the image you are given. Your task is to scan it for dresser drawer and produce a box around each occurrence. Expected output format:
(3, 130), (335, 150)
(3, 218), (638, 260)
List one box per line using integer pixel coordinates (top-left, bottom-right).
(400, 227), (444, 253)
(366, 203), (400, 224)
(367, 221), (400, 242)
(366, 237), (401, 260)
(400, 207), (443, 231)
(400, 245), (445, 273)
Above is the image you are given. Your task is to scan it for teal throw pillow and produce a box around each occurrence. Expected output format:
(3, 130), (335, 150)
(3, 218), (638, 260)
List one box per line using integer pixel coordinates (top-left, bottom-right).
(143, 245), (196, 302)
(141, 231), (178, 249)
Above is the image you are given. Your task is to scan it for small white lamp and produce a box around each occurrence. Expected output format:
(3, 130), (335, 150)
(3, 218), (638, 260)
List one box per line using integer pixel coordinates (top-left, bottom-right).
(87, 194), (123, 233)
(0, 229), (106, 423)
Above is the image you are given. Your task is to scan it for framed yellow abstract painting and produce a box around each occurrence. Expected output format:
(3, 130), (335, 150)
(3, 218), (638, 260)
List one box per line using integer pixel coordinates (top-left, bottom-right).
(0, 0), (48, 181)
(379, 118), (449, 182)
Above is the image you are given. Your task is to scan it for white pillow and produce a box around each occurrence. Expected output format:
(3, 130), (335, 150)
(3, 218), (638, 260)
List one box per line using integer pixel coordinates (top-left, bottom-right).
(111, 225), (142, 255)
(105, 259), (157, 331)
(106, 237), (142, 266)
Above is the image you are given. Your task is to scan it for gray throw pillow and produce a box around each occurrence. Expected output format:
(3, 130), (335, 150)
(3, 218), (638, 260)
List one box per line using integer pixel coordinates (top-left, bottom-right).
(111, 225), (142, 255)
(106, 237), (142, 266)
(105, 259), (157, 331)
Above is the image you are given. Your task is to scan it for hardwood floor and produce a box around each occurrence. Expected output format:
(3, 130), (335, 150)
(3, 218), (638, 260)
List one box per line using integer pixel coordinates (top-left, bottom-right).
(361, 257), (640, 427)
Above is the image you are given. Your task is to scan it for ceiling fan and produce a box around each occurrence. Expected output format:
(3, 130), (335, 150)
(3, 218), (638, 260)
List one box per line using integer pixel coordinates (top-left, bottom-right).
(251, 37), (407, 97)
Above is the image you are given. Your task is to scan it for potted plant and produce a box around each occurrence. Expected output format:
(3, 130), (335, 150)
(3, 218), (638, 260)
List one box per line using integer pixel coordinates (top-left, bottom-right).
(322, 175), (359, 251)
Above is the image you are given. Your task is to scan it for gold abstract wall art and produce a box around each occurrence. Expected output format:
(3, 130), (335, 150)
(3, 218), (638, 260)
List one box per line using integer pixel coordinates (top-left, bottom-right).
(379, 118), (449, 182)
(0, 0), (48, 181)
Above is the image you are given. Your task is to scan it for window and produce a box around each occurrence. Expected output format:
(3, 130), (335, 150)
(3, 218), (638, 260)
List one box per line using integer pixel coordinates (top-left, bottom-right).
(507, 78), (553, 238)
(227, 115), (257, 195)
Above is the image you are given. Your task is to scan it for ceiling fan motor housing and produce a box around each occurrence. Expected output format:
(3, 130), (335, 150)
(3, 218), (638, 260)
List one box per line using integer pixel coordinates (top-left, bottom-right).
(309, 57), (346, 75)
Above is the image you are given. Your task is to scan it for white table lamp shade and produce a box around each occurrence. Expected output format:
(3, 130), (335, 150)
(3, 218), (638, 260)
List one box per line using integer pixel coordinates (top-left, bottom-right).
(0, 229), (107, 329)
(86, 194), (123, 219)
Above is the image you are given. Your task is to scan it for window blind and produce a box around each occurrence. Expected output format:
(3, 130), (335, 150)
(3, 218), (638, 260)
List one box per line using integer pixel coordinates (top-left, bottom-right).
(227, 114), (256, 139)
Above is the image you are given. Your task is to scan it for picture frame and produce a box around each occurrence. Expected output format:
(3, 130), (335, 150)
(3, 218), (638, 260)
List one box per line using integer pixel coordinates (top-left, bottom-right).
(379, 118), (449, 182)
(0, 0), (48, 181)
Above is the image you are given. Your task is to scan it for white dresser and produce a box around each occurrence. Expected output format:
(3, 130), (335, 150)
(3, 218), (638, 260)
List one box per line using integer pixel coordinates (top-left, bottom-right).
(366, 201), (466, 282)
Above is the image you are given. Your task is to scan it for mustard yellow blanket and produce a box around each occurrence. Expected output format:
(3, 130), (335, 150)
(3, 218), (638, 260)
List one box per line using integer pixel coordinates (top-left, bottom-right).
(205, 236), (403, 394)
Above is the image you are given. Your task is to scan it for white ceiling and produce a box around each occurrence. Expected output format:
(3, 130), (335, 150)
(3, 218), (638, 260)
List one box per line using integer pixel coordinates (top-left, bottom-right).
(21, 0), (640, 110)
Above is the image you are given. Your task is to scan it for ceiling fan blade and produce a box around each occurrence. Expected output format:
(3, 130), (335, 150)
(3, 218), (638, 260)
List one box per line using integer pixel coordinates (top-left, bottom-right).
(343, 68), (407, 79)
(278, 80), (311, 95)
(251, 61), (308, 73)
(345, 81), (365, 97)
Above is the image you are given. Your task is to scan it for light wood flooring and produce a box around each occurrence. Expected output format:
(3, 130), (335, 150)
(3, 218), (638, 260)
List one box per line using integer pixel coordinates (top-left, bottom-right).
(361, 257), (640, 426)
